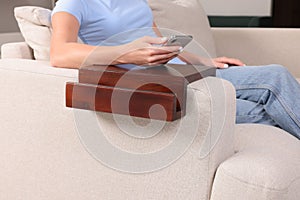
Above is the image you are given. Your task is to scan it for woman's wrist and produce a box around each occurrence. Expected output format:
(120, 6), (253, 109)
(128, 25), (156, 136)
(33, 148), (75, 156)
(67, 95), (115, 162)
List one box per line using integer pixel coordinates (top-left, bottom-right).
(112, 43), (132, 65)
(178, 51), (203, 65)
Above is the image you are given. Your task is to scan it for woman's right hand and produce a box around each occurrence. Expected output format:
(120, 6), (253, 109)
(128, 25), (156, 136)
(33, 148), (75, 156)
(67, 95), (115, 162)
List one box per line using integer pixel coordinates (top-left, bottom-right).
(117, 36), (182, 66)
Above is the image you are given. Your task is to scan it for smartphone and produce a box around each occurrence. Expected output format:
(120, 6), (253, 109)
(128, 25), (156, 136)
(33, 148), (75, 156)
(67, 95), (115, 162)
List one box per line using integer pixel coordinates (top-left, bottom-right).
(163, 35), (193, 48)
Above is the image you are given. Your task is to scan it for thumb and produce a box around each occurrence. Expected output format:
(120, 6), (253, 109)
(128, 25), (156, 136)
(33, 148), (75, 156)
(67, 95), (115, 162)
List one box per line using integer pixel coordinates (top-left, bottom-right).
(142, 36), (168, 45)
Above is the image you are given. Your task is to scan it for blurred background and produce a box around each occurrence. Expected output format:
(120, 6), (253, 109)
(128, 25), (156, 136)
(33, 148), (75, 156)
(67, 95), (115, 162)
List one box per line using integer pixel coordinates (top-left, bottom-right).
(201, 0), (300, 28)
(0, 0), (299, 49)
(0, 0), (54, 48)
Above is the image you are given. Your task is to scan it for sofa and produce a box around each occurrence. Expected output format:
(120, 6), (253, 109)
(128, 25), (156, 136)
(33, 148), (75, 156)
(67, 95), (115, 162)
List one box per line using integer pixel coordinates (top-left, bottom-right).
(0, 0), (299, 199)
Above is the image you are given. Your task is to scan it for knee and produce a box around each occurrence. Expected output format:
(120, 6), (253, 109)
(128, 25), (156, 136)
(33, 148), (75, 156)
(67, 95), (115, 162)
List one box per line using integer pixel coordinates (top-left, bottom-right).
(267, 64), (290, 76)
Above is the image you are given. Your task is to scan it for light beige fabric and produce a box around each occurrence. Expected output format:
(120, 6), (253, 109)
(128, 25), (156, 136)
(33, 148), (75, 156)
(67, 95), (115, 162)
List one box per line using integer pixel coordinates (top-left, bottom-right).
(211, 124), (300, 200)
(212, 28), (300, 78)
(148, 0), (217, 58)
(0, 61), (235, 200)
(1, 3), (299, 200)
(1, 42), (33, 59)
(0, 58), (77, 78)
(14, 6), (52, 60)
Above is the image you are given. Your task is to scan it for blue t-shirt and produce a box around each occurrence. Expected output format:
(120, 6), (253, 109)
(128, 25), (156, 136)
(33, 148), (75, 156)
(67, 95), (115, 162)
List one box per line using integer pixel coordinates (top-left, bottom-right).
(52, 0), (185, 65)
(52, 0), (155, 46)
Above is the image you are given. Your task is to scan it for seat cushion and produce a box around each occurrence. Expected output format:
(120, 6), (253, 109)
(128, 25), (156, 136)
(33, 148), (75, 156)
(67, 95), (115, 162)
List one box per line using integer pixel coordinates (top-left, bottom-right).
(211, 124), (300, 200)
(149, 0), (217, 57)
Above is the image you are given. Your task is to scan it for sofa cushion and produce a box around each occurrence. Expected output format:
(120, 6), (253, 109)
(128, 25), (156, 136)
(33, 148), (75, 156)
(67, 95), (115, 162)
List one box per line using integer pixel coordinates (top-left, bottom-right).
(149, 0), (217, 57)
(211, 124), (300, 200)
(14, 6), (52, 61)
(1, 42), (33, 59)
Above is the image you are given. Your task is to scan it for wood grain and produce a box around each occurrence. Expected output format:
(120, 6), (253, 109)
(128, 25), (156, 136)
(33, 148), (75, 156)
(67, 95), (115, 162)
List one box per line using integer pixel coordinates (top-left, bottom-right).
(66, 82), (181, 121)
(66, 64), (215, 121)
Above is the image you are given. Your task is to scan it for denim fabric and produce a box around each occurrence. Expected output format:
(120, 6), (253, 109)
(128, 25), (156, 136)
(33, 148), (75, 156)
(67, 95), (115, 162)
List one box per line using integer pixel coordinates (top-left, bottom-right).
(216, 65), (300, 139)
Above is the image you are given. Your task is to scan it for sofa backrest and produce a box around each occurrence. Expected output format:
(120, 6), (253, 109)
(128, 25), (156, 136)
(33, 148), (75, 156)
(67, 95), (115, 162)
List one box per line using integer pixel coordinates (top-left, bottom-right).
(149, 0), (216, 57)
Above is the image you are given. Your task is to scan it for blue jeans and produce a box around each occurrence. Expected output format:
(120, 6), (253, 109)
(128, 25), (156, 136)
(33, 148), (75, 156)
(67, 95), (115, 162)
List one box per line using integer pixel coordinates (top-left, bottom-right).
(216, 64), (300, 139)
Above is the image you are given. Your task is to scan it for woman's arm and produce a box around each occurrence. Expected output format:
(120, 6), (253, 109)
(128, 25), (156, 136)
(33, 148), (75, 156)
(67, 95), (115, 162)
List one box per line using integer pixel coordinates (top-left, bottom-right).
(152, 22), (245, 68)
(179, 51), (245, 68)
(50, 12), (96, 68)
(50, 13), (182, 68)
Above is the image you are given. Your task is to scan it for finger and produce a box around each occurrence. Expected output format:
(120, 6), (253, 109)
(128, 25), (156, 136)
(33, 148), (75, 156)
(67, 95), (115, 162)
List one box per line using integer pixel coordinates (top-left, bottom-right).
(147, 58), (174, 66)
(148, 46), (182, 55)
(146, 54), (178, 66)
(213, 61), (229, 69)
(142, 36), (168, 45)
(159, 46), (182, 53)
(214, 57), (245, 66)
(155, 54), (178, 64)
(227, 58), (244, 66)
(147, 52), (178, 63)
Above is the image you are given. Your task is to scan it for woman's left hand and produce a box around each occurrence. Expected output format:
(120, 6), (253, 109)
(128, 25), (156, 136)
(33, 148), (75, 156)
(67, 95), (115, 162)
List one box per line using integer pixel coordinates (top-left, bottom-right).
(212, 57), (245, 69)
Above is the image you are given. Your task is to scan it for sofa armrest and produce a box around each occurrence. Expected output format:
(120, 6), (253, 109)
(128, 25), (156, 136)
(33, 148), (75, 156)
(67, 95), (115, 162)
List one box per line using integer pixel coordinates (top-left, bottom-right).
(1, 42), (34, 60)
(0, 58), (236, 199)
(212, 28), (300, 78)
(0, 58), (78, 78)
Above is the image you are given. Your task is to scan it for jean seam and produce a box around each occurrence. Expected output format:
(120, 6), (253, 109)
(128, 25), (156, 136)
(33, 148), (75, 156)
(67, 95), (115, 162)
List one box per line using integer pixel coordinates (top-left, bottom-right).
(236, 114), (267, 117)
(236, 84), (300, 132)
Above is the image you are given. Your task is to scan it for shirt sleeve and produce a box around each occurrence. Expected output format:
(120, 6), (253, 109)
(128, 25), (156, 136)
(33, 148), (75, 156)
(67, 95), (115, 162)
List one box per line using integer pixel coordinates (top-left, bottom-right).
(51, 0), (85, 25)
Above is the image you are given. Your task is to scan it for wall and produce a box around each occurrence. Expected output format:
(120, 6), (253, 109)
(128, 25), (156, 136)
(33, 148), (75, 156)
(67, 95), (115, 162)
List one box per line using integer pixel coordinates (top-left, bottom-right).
(0, 0), (54, 52)
(0, 0), (53, 33)
(200, 0), (272, 16)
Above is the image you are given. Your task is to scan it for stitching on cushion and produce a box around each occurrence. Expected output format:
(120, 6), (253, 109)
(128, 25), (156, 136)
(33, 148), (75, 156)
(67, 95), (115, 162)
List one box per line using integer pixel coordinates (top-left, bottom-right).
(218, 164), (300, 192)
(190, 79), (233, 160)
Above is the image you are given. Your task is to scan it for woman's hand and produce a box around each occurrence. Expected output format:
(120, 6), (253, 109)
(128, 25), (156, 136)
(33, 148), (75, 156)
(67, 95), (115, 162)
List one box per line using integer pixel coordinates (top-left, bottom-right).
(117, 36), (182, 66)
(212, 57), (245, 69)
(176, 51), (246, 69)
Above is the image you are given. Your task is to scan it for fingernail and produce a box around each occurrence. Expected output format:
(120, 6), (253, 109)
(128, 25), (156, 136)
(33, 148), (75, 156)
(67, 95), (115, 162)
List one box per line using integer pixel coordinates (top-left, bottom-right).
(178, 47), (183, 53)
(223, 64), (229, 68)
(161, 37), (167, 42)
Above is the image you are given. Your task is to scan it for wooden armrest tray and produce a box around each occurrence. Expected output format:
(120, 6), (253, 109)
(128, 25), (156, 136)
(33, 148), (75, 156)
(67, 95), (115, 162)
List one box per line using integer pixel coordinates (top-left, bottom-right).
(66, 64), (215, 121)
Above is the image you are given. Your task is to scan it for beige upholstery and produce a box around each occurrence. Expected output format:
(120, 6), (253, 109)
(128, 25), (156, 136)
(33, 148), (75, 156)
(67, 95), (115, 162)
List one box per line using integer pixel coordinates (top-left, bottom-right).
(212, 28), (300, 78)
(0, 1), (300, 200)
(211, 124), (300, 200)
(0, 59), (235, 200)
(14, 6), (52, 60)
(149, 0), (217, 57)
(1, 42), (33, 59)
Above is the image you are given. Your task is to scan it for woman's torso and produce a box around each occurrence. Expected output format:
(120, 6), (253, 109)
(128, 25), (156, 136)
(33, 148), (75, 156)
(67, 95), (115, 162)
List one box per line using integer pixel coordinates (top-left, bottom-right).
(52, 0), (155, 45)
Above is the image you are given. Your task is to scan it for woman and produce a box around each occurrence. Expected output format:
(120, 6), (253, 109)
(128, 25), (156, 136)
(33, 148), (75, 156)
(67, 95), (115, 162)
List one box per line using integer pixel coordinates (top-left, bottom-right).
(51, 0), (300, 139)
